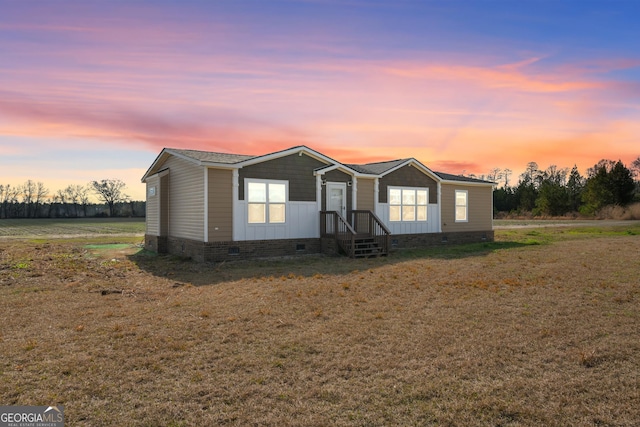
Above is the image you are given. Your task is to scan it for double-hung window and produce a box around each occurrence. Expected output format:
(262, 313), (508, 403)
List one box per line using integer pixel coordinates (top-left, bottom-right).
(455, 190), (468, 222)
(247, 180), (287, 224)
(389, 187), (428, 222)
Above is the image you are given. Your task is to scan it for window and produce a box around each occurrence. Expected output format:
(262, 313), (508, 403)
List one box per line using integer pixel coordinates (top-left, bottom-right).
(248, 180), (287, 224)
(455, 190), (468, 222)
(389, 187), (428, 222)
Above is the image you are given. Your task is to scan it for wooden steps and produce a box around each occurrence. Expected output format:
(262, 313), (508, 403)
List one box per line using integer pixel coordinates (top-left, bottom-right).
(353, 235), (384, 258)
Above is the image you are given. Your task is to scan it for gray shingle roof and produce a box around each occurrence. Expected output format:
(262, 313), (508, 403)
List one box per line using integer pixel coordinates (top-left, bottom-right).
(168, 148), (256, 164)
(347, 159), (410, 175)
(433, 171), (495, 184)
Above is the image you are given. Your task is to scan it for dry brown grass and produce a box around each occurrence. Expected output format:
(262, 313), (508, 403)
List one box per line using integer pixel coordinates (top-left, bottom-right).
(596, 203), (640, 220)
(1, 226), (639, 426)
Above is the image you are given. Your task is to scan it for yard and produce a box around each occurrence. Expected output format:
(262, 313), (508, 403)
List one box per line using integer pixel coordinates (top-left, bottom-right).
(0, 220), (639, 426)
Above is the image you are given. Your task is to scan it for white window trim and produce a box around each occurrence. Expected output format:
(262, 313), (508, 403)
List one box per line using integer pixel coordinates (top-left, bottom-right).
(455, 189), (468, 222)
(388, 186), (429, 222)
(246, 179), (289, 225)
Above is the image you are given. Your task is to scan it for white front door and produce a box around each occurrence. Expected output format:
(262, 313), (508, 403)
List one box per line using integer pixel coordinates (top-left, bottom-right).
(326, 182), (347, 217)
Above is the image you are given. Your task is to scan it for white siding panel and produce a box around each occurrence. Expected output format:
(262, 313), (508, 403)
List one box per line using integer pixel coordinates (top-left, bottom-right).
(379, 203), (440, 234)
(234, 201), (319, 241)
(145, 177), (159, 236)
(165, 156), (204, 241)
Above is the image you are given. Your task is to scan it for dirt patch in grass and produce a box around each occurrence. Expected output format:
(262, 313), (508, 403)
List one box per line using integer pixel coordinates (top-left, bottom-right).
(1, 226), (639, 426)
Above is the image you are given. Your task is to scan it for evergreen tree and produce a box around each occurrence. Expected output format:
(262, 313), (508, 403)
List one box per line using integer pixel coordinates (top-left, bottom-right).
(582, 160), (634, 214)
(566, 165), (584, 212)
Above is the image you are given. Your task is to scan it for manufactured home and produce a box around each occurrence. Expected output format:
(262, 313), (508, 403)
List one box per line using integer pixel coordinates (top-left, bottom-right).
(142, 146), (494, 261)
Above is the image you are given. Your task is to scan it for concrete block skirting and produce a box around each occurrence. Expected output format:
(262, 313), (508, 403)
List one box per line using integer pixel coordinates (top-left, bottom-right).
(389, 230), (494, 250)
(144, 230), (494, 262)
(145, 235), (322, 263)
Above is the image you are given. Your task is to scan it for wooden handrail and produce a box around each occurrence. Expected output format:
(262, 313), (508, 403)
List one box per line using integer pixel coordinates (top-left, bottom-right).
(350, 210), (391, 235)
(320, 210), (357, 257)
(321, 210), (390, 257)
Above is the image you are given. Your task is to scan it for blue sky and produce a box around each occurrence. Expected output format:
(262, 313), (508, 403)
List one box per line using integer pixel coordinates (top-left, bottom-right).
(1, 0), (638, 200)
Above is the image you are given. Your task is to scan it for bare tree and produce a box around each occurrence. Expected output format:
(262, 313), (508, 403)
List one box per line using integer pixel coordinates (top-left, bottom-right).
(56, 188), (68, 205)
(1, 184), (20, 218)
(65, 184), (88, 217)
(520, 162), (541, 187)
(487, 168), (502, 184)
(502, 168), (512, 187)
(77, 185), (91, 217)
(21, 180), (35, 217)
(0, 185), (6, 218)
(91, 179), (129, 217)
(631, 156), (640, 180)
(34, 181), (49, 218)
(542, 165), (569, 186)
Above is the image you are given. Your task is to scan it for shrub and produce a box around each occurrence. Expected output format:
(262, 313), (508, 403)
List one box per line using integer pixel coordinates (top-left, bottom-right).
(595, 203), (640, 220)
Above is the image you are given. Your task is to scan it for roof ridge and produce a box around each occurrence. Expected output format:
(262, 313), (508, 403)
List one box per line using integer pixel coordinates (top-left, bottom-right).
(351, 158), (410, 166)
(168, 147), (256, 156)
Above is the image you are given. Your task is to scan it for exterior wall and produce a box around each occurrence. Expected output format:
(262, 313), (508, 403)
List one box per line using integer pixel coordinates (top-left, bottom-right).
(379, 165), (438, 204)
(234, 201), (319, 241)
(238, 153), (327, 201)
(321, 169), (353, 212)
(441, 183), (493, 232)
(208, 168), (233, 242)
(160, 175), (169, 236)
(356, 178), (375, 211)
(378, 204), (440, 234)
(164, 156), (204, 241)
(145, 177), (160, 236)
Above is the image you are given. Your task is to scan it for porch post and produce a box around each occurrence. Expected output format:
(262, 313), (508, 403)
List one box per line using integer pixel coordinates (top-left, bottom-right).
(352, 176), (358, 211)
(316, 173), (323, 212)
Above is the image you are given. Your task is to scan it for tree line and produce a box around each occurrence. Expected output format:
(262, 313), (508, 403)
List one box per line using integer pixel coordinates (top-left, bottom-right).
(490, 157), (640, 217)
(0, 179), (145, 219)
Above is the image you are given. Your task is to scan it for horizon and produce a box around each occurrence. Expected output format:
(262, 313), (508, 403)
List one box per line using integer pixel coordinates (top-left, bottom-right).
(1, 0), (639, 200)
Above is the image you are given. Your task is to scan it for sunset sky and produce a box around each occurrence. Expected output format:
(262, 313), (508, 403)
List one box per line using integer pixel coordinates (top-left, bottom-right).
(1, 0), (639, 201)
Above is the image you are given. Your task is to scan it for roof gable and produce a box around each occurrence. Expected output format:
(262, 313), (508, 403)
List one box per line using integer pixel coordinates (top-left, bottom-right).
(236, 145), (336, 168)
(352, 158), (442, 182)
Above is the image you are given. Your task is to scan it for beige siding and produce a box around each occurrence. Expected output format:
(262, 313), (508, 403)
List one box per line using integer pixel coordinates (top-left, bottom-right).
(208, 168), (233, 242)
(357, 178), (375, 211)
(441, 183), (493, 232)
(165, 156), (204, 241)
(145, 177), (160, 235)
(379, 165), (438, 204)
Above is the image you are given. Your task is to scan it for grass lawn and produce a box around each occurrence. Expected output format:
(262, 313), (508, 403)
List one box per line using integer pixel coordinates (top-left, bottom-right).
(0, 218), (145, 238)
(0, 222), (639, 426)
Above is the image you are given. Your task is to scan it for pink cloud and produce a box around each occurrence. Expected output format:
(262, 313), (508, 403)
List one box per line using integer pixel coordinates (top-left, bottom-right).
(0, 89), (312, 153)
(383, 59), (606, 94)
